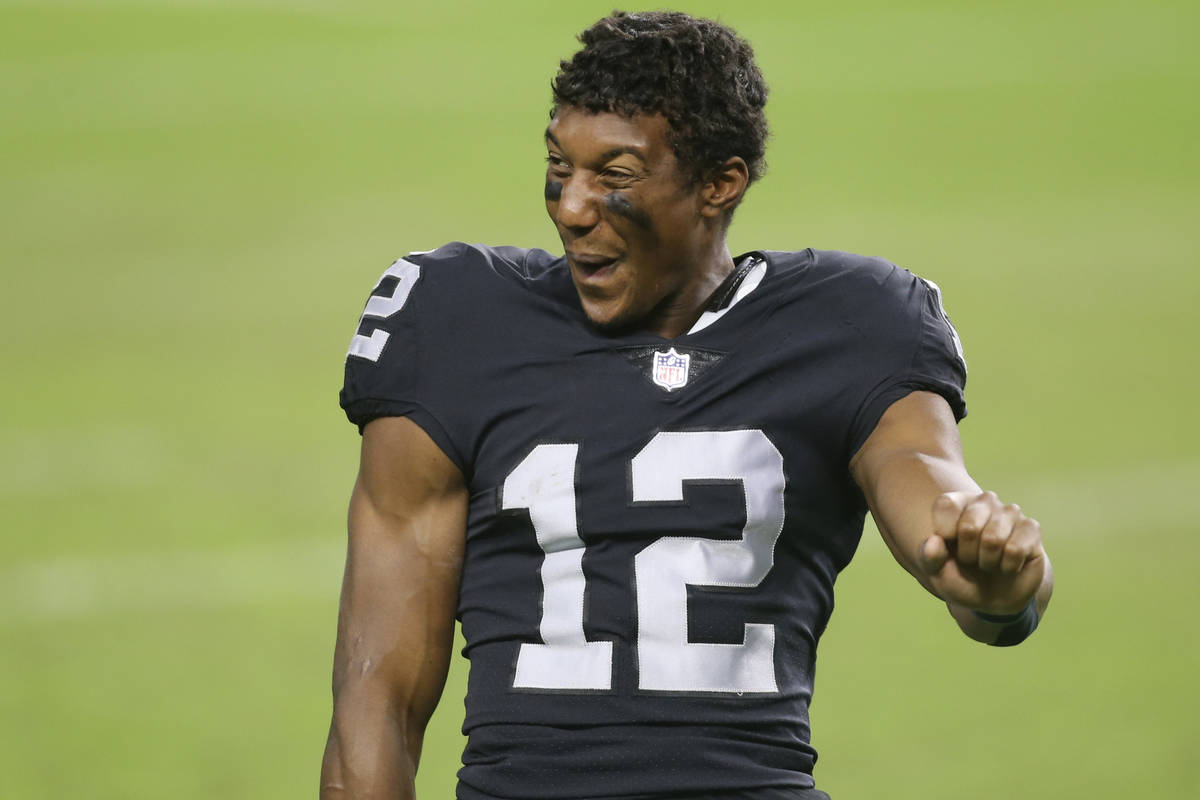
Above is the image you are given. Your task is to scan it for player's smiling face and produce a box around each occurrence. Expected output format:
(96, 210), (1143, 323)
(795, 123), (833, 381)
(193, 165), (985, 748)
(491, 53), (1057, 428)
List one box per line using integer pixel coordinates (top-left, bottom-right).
(544, 107), (727, 338)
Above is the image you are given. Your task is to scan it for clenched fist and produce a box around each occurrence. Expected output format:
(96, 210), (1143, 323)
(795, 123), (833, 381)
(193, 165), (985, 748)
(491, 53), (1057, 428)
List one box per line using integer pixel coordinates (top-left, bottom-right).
(919, 490), (1046, 616)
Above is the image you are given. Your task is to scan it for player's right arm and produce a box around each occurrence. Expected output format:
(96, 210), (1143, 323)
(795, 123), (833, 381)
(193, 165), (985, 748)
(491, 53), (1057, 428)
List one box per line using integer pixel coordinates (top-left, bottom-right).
(320, 416), (468, 800)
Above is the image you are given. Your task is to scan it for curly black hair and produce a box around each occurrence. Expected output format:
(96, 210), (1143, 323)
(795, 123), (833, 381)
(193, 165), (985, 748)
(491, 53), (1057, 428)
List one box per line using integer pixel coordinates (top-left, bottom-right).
(551, 11), (768, 186)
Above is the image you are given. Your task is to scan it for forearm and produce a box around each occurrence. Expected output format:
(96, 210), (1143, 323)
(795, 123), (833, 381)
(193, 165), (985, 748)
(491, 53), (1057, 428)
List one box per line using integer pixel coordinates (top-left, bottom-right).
(860, 448), (978, 594)
(321, 681), (420, 800)
(852, 392), (1052, 645)
(322, 562), (454, 799)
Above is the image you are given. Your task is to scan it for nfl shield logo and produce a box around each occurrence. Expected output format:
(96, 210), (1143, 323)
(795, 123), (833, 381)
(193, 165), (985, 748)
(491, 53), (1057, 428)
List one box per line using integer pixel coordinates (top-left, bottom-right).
(652, 347), (691, 391)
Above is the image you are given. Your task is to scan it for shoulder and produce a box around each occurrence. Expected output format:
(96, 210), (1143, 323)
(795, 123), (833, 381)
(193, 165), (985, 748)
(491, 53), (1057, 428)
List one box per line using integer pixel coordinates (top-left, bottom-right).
(806, 248), (921, 293)
(760, 248), (936, 320)
(376, 242), (554, 296)
(759, 247), (921, 288)
(416, 242), (571, 309)
(757, 250), (970, 450)
(399, 242), (562, 287)
(344, 240), (575, 363)
(350, 242), (567, 327)
(340, 243), (557, 448)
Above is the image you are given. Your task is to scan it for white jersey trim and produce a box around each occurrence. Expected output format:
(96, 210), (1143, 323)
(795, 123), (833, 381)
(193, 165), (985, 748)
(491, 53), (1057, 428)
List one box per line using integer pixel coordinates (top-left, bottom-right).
(687, 258), (767, 335)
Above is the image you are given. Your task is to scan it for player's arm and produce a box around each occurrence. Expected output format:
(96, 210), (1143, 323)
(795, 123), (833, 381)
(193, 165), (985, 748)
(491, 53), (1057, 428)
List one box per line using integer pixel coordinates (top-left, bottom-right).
(320, 416), (468, 799)
(849, 391), (1053, 644)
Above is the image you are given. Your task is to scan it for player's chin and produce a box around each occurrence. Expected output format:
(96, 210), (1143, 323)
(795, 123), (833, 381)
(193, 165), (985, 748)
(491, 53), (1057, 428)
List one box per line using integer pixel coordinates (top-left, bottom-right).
(578, 295), (638, 334)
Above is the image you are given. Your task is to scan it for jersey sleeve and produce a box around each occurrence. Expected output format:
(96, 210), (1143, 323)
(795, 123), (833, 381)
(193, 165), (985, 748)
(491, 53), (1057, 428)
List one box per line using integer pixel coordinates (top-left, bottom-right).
(846, 268), (968, 458)
(338, 247), (466, 470)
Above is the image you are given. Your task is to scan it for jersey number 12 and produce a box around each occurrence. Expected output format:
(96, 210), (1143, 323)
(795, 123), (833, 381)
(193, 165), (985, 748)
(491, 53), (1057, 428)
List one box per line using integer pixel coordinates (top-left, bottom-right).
(502, 429), (785, 695)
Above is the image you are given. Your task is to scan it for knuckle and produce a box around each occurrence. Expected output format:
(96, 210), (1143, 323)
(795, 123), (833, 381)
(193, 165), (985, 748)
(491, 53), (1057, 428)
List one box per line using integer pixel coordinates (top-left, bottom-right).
(964, 496), (997, 521)
(1002, 537), (1027, 555)
(933, 494), (958, 512)
(980, 530), (1006, 549)
(964, 509), (991, 532)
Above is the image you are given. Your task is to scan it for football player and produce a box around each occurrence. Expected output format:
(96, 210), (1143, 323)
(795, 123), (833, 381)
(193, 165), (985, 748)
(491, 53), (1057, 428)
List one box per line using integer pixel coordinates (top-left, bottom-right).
(322, 11), (1053, 800)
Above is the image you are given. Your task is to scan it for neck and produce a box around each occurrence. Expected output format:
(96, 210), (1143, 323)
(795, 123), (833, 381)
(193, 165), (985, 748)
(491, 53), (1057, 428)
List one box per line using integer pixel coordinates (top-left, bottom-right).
(646, 242), (735, 339)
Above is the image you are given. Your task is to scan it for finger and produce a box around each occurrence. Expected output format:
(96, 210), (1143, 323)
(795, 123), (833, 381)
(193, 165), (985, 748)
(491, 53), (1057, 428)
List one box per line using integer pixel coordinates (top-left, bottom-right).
(999, 517), (1042, 574)
(918, 535), (950, 576)
(978, 504), (1021, 571)
(923, 555), (987, 610)
(954, 491), (998, 567)
(931, 492), (969, 541)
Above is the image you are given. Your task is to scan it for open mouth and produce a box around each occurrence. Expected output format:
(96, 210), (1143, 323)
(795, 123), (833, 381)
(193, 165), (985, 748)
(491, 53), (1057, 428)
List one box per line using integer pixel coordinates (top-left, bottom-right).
(569, 253), (620, 279)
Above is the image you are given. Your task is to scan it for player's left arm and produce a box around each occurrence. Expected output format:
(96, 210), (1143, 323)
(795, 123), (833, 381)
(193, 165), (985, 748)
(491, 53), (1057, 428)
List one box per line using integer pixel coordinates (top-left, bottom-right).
(849, 390), (1053, 645)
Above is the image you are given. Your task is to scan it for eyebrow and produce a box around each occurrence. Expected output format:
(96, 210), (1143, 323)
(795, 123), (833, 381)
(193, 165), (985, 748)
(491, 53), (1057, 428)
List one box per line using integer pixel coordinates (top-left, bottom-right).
(544, 129), (647, 163)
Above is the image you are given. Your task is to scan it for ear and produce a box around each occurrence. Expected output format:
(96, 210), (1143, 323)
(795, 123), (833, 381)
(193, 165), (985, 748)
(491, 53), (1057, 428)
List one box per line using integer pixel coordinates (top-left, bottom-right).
(699, 157), (750, 219)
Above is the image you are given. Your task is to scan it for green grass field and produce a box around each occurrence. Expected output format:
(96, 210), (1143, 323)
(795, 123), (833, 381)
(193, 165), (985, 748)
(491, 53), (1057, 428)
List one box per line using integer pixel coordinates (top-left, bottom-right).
(1, 1), (1196, 797)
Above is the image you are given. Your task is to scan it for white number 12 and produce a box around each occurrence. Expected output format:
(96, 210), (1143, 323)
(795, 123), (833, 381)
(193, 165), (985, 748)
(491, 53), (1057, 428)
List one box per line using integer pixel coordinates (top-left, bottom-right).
(502, 430), (786, 694)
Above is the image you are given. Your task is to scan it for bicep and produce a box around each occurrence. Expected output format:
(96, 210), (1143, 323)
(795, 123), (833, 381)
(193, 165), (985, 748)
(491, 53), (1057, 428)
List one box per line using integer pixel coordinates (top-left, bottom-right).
(849, 391), (978, 591)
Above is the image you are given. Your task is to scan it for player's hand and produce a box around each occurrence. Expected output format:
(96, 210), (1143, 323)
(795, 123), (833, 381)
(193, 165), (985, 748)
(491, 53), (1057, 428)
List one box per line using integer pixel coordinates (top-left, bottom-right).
(918, 490), (1045, 615)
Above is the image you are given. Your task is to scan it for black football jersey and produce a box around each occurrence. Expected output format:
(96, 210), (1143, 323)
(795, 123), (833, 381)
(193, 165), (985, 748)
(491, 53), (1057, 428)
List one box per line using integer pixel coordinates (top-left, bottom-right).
(340, 243), (967, 800)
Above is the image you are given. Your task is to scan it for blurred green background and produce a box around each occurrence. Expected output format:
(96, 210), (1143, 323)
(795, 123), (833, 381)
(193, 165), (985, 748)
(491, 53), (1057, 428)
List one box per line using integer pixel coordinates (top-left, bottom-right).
(1, 0), (1196, 797)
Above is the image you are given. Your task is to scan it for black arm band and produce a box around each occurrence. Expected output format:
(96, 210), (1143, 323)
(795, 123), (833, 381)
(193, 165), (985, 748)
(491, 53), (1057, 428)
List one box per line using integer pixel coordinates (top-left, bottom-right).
(972, 598), (1040, 647)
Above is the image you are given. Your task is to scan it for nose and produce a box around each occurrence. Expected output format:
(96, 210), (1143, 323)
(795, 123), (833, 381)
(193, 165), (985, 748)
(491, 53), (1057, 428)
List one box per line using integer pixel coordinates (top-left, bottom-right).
(553, 176), (601, 232)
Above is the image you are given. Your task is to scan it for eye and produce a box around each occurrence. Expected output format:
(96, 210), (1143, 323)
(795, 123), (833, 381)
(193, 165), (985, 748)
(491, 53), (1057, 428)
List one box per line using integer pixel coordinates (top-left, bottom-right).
(545, 155), (572, 176)
(600, 168), (636, 186)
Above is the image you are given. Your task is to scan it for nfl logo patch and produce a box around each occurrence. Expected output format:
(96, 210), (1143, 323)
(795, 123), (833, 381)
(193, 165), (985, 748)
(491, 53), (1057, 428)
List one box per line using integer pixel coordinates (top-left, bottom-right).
(652, 347), (691, 391)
